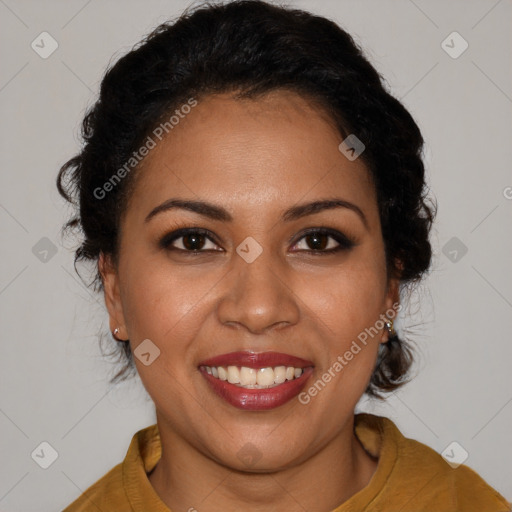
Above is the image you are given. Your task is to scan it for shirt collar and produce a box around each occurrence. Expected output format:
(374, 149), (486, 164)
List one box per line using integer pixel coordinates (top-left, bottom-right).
(121, 413), (397, 511)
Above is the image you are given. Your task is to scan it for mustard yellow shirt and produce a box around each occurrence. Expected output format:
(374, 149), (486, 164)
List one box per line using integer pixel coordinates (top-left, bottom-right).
(62, 413), (510, 511)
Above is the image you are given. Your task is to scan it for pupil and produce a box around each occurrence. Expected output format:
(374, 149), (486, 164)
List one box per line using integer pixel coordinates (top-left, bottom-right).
(183, 233), (205, 250)
(307, 233), (327, 250)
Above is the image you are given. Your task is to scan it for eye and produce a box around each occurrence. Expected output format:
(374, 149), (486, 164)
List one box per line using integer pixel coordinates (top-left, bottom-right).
(159, 227), (355, 255)
(291, 228), (355, 254)
(159, 228), (221, 253)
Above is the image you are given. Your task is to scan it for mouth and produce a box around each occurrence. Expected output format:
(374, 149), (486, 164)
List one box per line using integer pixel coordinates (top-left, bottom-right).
(198, 351), (314, 411)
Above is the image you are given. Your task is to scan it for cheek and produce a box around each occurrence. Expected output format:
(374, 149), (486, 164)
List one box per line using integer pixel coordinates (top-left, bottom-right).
(118, 252), (212, 348)
(117, 256), (214, 407)
(305, 258), (387, 338)
(297, 251), (388, 393)
(291, 260), (387, 436)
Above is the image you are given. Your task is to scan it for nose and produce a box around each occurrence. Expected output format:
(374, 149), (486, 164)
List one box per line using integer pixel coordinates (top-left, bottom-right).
(216, 248), (300, 334)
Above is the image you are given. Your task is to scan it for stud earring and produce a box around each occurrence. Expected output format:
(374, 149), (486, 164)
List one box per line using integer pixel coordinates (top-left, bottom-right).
(384, 318), (397, 339)
(112, 327), (125, 342)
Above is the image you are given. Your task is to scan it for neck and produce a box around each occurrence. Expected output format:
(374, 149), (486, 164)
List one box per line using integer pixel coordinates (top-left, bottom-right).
(148, 414), (378, 512)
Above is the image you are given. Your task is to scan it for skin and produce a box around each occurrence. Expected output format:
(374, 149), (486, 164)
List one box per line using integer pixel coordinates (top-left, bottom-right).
(100, 90), (400, 512)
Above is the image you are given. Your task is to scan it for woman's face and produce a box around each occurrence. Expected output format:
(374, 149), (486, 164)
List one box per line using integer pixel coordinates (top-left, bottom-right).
(102, 90), (399, 471)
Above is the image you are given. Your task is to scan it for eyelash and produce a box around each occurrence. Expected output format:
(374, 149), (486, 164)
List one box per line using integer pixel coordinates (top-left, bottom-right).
(158, 227), (355, 255)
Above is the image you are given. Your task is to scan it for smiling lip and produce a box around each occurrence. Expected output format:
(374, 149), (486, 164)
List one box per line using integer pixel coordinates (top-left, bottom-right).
(198, 351), (313, 368)
(197, 351), (314, 411)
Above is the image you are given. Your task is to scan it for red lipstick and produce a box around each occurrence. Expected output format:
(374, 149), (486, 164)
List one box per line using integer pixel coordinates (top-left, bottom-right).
(198, 351), (314, 411)
(198, 351), (313, 369)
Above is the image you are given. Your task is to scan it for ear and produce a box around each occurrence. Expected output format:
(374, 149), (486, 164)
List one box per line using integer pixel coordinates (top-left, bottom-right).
(99, 252), (128, 340)
(381, 276), (400, 344)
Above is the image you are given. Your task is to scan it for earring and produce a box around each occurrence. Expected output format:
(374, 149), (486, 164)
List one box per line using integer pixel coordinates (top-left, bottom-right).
(384, 318), (397, 339)
(112, 327), (125, 342)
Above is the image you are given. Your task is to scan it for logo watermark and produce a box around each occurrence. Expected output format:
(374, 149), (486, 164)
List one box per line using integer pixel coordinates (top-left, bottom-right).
(298, 301), (401, 405)
(93, 97), (198, 200)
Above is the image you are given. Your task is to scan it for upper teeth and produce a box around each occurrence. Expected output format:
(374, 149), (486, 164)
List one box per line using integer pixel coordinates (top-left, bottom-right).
(200, 365), (304, 388)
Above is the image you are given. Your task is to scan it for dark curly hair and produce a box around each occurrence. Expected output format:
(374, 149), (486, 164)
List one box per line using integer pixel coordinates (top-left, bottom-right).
(57, 0), (435, 398)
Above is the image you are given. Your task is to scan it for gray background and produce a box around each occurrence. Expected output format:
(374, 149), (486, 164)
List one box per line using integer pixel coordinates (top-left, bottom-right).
(0, 0), (511, 510)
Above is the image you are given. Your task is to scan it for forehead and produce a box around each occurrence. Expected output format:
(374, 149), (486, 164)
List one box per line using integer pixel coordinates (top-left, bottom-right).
(128, 90), (376, 221)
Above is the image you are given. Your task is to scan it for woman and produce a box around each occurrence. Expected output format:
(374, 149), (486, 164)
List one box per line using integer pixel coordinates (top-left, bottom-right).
(58, 1), (510, 510)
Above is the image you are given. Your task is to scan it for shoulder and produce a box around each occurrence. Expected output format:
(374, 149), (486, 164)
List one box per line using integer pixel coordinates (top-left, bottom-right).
(399, 434), (509, 510)
(62, 424), (161, 511)
(387, 417), (510, 511)
(62, 462), (131, 511)
(451, 463), (511, 511)
(357, 413), (511, 511)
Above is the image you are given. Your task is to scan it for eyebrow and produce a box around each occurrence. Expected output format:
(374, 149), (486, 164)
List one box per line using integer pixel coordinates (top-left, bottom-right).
(144, 197), (368, 227)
